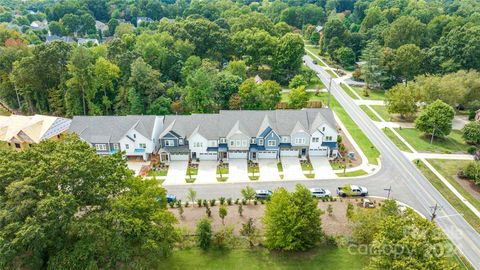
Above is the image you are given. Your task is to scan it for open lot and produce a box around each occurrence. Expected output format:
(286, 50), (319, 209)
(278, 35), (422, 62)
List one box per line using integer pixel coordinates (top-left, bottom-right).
(394, 129), (469, 154)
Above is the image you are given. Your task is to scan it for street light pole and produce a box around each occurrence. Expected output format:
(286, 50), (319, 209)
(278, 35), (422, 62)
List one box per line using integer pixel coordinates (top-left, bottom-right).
(328, 77), (332, 108)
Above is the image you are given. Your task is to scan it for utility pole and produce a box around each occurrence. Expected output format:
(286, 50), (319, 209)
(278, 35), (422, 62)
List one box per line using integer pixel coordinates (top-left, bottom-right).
(384, 186), (392, 200)
(430, 126), (435, 144)
(430, 203), (441, 221)
(328, 77), (332, 108)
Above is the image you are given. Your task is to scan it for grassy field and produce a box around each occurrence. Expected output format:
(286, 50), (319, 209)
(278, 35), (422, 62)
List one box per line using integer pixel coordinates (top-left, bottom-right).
(350, 87), (386, 100)
(415, 160), (480, 234)
(340, 83), (359, 99)
(427, 159), (480, 212)
(157, 247), (370, 270)
(359, 105), (381, 122)
(330, 97), (380, 165)
(383, 128), (412, 152)
(326, 69), (338, 78)
(370, 105), (390, 121)
(394, 129), (469, 154)
(148, 169), (168, 177)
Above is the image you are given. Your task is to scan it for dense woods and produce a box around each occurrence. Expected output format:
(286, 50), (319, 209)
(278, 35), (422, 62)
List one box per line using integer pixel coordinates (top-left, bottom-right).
(0, 0), (479, 116)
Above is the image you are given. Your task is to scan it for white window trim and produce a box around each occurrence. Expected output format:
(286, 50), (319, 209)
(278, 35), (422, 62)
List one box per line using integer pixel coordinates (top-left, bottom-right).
(125, 144), (130, 149)
(220, 138), (226, 143)
(267, 140), (276, 147)
(236, 140), (241, 147)
(230, 140), (235, 146)
(140, 143), (146, 149)
(258, 139), (264, 145)
(179, 139), (184, 145)
(95, 144), (107, 151)
(282, 136), (288, 143)
(165, 140), (174, 146)
(251, 138), (256, 144)
(113, 143), (120, 150)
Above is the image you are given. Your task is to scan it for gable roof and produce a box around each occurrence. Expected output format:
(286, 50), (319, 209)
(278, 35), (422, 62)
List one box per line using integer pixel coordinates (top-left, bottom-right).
(69, 115), (161, 143)
(0, 114), (71, 143)
(158, 109), (337, 141)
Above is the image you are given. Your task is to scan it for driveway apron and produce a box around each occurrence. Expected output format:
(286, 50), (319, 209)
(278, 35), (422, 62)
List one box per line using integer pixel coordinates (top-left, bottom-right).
(258, 159), (281, 181)
(163, 161), (188, 185)
(281, 157), (306, 180)
(228, 159), (249, 182)
(196, 161), (218, 184)
(310, 157), (336, 179)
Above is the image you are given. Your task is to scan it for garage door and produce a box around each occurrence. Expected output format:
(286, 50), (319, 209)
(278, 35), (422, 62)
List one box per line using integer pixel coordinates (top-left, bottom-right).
(170, 153), (189, 160)
(309, 148), (327, 156)
(199, 152), (217, 161)
(280, 149), (298, 157)
(228, 151), (248, 159)
(258, 151), (277, 159)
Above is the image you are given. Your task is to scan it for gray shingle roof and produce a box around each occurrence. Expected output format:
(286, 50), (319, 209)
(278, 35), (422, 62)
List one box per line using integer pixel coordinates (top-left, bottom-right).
(69, 115), (161, 143)
(160, 109), (336, 140)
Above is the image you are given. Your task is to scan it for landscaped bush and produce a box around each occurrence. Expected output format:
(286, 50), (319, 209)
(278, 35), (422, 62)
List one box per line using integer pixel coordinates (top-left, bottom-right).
(468, 146), (478, 155)
(210, 199), (216, 207)
(213, 226), (236, 250)
(197, 199), (203, 207)
(227, 198), (232, 205)
(219, 197), (226, 205)
(462, 162), (480, 185)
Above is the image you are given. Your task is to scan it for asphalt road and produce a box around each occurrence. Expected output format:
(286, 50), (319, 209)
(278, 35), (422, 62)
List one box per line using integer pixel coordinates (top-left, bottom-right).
(166, 55), (480, 268)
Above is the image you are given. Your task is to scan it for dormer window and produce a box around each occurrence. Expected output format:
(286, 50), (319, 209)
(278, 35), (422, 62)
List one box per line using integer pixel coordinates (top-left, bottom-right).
(282, 136), (288, 143)
(220, 138), (226, 143)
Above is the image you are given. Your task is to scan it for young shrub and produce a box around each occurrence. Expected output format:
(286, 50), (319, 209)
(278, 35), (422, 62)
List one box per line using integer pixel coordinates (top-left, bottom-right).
(210, 199), (216, 207)
(238, 204), (243, 217)
(219, 205), (228, 225)
(241, 199), (247, 205)
(240, 218), (259, 248)
(202, 199), (208, 207)
(227, 198), (233, 205)
(253, 199), (258, 205)
(327, 204), (333, 216)
(187, 188), (197, 204)
(213, 226), (235, 250)
(169, 202), (175, 208)
(178, 203), (184, 218)
(176, 200), (182, 208)
(206, 206), (212, 217)
(185, 201), (189, 208)
(219, 197), (226, 205)
(325, 235), (337, 247)
(196, 218), (212, 251)
(346, 203), (354, 219)
(197, 199), (203, 207)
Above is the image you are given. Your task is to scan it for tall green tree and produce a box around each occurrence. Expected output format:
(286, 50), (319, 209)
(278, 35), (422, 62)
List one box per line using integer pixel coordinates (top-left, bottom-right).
(184, 67), (216, 113)
(288, 86), (309, 109)
(66, 46), (95, 116)
(273, 33), (304, 83)
(385, 84), (419, 119)
(263, 185), (323, 251)
(0, 135), (178, 269)
(415, 100), (455, 137)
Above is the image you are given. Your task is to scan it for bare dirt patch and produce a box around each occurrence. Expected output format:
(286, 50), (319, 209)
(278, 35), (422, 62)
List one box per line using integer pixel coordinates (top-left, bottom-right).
(168, 199), (366, 236)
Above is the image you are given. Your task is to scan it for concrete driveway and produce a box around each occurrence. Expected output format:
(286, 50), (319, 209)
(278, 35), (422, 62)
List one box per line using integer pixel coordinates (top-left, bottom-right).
(126, 161), (149, 176)
(281, 157), (306, 180)
(310, 157), (336, 179)
(228, 159), (249, 182)
(258, 159), (281, 181)
(163, 161), (188, 185)
(196, 161), (218, 184)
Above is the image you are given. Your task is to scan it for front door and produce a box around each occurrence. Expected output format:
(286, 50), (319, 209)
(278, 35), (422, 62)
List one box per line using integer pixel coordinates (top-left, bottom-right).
(301, 148), (307, 157)
(192, 152), (197, 160)
(252, 152), (257, 160)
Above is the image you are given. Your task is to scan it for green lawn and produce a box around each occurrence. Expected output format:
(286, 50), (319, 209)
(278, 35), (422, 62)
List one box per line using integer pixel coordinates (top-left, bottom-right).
(427, 159), (480, 212)
(277, 162), (283, 172)
(340, 83), (359, 99)
(330, 97), (380, 165)
(326, 69), (338, 78)
(186, 167), (198, 176)
(359, 105), (381, 122)
(383, 128), (412, 152)
(370, 105), (390, 121)
(415, 160), (480, 234)
(301, 162), (313, 171)
(0, 107), (10, 116)
(157, 247), (370, 270)
(395, 128), (469, 154)
(148, 169), (168, 177)
(217, 166), (229, 175)
(351, 87), (386, 101)
(336, 169), (368, 177)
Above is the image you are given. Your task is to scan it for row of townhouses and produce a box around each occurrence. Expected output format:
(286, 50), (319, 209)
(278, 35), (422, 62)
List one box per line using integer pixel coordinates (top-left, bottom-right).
(67, 109), (339, 162)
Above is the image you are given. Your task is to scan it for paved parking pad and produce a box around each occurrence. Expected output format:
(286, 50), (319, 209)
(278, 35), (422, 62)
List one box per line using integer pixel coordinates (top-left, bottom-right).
(258, 159), (281, 181)
(163, 161), (189, 185)
(310, 157), (336, 179)
(196, 161), (218, 184)
(281, 157), (306, 180)
(228, 159), (249, 182)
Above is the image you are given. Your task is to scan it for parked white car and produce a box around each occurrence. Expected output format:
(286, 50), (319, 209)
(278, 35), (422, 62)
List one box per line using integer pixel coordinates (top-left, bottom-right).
(309, 188), (331, 198)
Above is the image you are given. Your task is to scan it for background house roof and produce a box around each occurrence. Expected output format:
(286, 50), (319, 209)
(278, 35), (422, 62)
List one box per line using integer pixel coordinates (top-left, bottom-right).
(0, 115), (71, 143)
(69, 115), (161, 143)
